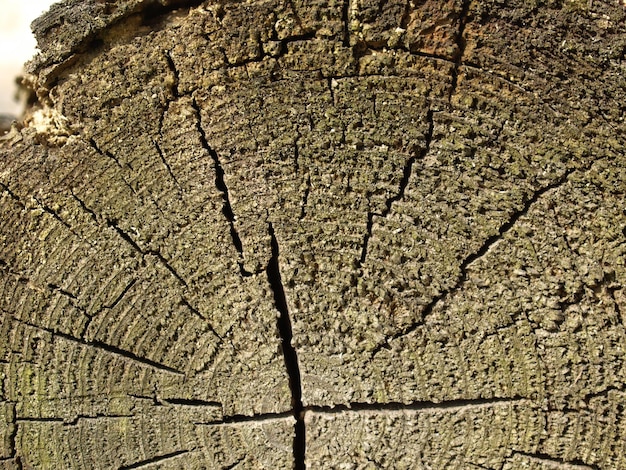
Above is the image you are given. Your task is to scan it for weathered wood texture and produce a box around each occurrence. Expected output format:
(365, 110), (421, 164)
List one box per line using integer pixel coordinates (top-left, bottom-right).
(1, 0), (625, 468)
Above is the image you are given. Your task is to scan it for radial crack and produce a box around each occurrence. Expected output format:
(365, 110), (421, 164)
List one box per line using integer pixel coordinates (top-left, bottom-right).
(103, 279), (136, 310)
(153, 139), (182, 190)
(342, 0), (351, 46)
(71, 191), (99, 223)
(161, 398), (221, 407)
(2, 182), (85, 244)
(164, 51), (180, 98)
(178, 297), (223, 340)
(467, 463), (494, 470)
(7, 404), (17, 460)
(118, 450), (191, 470)
(72, 193), (189, 287)
(299, 175), (311, 220)
(199, 411), (295, 427)
(449, 0), (471, 100)
(266, 223), (305, 470)
(28, 196), (72, 232)
(372, 168), (576, 355)
(359, 110), (434, 266)
(511, 451), (598, 469)
(90, 138), (123, 168)
(0, 182), (24, 208)
(16, 318), (184, 376)
(222, 457), (246, 470)
(0, 267), (91, 321)
(306, 395), (525, 415)
(191, 99), (252, 277)
(107, 219), (188, 286)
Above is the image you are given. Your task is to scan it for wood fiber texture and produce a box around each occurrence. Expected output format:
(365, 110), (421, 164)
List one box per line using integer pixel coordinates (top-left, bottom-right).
(1, 0), (625, 468)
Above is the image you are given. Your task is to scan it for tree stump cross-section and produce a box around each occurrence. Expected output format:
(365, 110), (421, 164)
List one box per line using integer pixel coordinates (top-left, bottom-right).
(0, 0), (625, 468)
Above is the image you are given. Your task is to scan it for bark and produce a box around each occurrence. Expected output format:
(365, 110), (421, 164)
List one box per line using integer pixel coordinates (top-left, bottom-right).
(1, 0), (625, 468)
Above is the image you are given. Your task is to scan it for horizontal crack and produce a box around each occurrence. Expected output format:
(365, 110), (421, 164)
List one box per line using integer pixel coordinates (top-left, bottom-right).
(197, 411), (295, 427)
(66, 414), (135, 425)
(161, 398), (221, 407)
(306, 395), (526, 415)
(16, 417), (64, 423)
(194, 396), (527, 427)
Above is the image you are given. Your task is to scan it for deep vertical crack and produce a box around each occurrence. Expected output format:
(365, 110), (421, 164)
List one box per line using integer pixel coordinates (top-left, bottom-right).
(164, 51), (180, 98)
(191, 99), (251, 277)
(327, 76), (336, 105)
(609, 287), (625, 329)
(359, 110), (434, 266)
(449, 0), (471, 100)
(299, 174), (311, 221)
(7, 403), (17, 464)
(266, 223), (305, 470)
(294, 133), (301, 174)
(342, 0), (351, 46)
(400, 0), (412, 29)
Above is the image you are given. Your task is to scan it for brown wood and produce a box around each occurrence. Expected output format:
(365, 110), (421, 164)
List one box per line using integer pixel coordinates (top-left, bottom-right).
(1, 0), (625, 467)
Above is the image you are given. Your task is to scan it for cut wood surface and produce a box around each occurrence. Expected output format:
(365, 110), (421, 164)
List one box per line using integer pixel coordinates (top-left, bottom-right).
(1, 0), (625, 468)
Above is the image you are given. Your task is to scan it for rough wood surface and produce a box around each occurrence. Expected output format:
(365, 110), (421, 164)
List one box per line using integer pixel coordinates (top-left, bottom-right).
(1, 0), (625, 468)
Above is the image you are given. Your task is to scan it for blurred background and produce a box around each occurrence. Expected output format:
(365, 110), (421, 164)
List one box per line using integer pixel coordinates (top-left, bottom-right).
(0, 0), (57, 126)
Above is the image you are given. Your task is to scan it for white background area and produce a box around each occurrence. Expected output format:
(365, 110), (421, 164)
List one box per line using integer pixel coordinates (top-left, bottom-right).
(0, 1), (58, 116)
